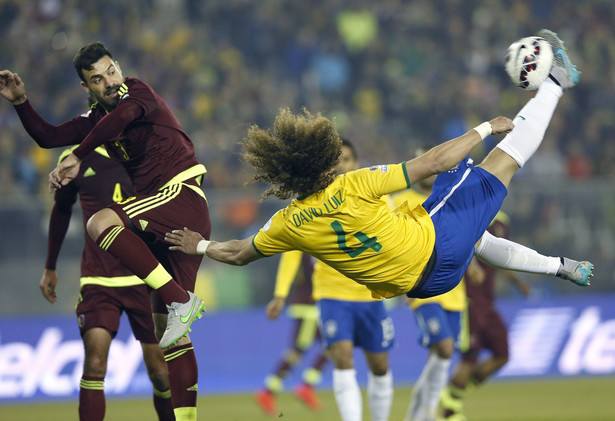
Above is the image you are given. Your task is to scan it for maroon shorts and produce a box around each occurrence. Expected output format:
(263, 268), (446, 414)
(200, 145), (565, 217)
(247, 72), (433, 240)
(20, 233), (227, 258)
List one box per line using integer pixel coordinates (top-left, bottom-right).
(76, 284), (157, 344)
(109, 180), (211, 313)
(461, 302), (508, 362)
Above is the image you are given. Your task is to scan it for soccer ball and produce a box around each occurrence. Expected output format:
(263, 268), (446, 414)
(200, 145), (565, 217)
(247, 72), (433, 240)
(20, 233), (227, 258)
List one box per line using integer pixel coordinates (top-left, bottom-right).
(505, 36), (554, 90)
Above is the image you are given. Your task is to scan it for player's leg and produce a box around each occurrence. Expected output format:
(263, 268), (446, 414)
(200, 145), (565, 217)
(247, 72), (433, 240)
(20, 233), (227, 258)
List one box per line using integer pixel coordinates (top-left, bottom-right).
(124, 285), (174, 421)
(364, 351), (393, 421)
(294, 350), (328, 411)
(76, 285), (123, 421)
(256, 312), (318, 415)
(141, 343), (175, 421)
(406, 304), (459, 421)
(80, 328), (112, 421)
(128, 184), (209, 421)
(475, 230), (593, 286)
(330, 340), (362, 421)
(293, 310), (326, 411)
(478, 29), (579, 189)
(355, 300), (394, 421)
(440, 303), (484, 419)
(319, 299), (362, 421)
(87, 208), (193, 310)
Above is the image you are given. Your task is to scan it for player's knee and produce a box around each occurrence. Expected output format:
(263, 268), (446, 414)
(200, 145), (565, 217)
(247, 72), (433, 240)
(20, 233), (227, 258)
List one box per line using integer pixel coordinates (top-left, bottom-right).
(434, 338), (455, 359)
(83, 355), (107, 378)
(370, 362), (389, 376)
(145, 364), (170, 390)
(86, 208), (123, 241)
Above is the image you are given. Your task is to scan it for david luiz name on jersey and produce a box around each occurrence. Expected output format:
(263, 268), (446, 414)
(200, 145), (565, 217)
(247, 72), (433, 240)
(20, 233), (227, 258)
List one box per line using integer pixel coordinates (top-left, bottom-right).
(291, 189), (346, 227)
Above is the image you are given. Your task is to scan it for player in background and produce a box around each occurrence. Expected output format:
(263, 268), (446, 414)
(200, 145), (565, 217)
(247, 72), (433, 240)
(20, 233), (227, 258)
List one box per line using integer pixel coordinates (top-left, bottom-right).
(256, 250), (329, 416)
(0, 42), (208, 421)
(40, 146), (174, 421)
(439, 211), (532, 421)
(166, 32), (591, 320)
(389, 148), (476, 421)
(267, 139), (395, 421)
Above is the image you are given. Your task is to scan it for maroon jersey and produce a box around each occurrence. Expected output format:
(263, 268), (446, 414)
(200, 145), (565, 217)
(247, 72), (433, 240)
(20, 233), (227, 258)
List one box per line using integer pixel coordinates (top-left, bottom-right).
(465, 215), (510, 305)
(287, 254), (316, 306)
(46, 148), (137, 278)
(15, 77), (203, 194)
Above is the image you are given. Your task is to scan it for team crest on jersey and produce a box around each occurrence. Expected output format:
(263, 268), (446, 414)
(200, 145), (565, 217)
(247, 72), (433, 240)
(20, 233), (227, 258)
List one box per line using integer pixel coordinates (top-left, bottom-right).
(368, 165), (388, 173)
(139, 219), (149, 230)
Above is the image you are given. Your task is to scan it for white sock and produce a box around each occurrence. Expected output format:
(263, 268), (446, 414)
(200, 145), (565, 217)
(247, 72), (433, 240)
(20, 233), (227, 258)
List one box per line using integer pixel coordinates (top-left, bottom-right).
(405, 354), (450, 421)
(476, 231), (560, 275)
(368, 370), (393, 421)
(423, 355), (450, 420)
(405, 360), (428, 421)
(496, 78), (563, 167)
(333, 369), (362, 421)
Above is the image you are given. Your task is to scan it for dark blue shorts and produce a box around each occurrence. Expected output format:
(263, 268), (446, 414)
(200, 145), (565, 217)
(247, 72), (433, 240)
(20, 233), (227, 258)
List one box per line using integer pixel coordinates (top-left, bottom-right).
(413, 303), (462, 348)
(409, 158), (507, 298)
(317, 299), (395, 353)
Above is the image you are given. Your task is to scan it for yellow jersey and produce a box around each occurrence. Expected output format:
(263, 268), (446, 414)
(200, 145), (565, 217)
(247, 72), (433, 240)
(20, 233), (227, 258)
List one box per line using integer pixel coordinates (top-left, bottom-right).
(253, 163), (436, 299)
(274, 251), (377, 302)
(390, 189), (466, 311)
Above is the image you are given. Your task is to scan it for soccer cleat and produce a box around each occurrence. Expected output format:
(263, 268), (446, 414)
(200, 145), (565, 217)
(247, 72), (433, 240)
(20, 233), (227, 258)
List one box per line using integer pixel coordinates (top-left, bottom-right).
(159, 291), (205, 349)
(536, 29), (580, 88)
(255, 389), (277, 416)
(294, 383), (322, 411)
(556, 258), (593, 286)
(440, 387), (463, 416)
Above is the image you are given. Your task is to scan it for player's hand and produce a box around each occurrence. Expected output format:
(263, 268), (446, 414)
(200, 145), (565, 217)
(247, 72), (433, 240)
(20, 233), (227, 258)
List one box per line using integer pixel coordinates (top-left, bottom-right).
(40, 269), (58, 303)
(488, 116), (514, 135)
(265, 296), (285, 320)
(49, 153), (81, 192)
(0, 70), (27, 105)
(165, 227), (204, 255)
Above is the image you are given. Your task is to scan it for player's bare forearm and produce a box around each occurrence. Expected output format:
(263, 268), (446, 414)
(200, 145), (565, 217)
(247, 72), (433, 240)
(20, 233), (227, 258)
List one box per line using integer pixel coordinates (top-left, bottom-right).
(205, 237), (262, 266)
(406, 116), (514, 184)
(165, 228), (262, 266)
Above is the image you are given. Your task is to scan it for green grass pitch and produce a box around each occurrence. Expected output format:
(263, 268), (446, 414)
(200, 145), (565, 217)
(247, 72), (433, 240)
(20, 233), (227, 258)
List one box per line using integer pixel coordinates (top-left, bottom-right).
(2, 377), (614, 420)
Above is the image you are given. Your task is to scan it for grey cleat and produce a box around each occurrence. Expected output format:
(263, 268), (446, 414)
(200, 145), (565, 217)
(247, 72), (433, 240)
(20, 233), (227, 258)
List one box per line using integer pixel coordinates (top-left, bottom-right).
(556, 257), (593, 286)
(537, 29), (580, 88)
(159, 290), (206, 349)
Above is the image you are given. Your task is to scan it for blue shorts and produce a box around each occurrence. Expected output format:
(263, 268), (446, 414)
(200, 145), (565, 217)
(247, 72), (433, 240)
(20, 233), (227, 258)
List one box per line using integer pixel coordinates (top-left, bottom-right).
(409, 158), (507, 298)
(413, 303), (461, 348)
(317, 299), (395, 353)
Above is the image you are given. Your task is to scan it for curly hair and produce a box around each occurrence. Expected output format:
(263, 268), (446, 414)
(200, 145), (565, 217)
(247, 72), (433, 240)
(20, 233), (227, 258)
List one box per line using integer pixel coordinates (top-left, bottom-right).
(242, 108), (342, 200)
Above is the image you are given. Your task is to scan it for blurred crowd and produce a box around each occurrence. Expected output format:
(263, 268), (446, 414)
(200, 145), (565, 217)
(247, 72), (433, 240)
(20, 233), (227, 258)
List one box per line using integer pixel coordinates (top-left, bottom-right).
(0, 0), (614, 199)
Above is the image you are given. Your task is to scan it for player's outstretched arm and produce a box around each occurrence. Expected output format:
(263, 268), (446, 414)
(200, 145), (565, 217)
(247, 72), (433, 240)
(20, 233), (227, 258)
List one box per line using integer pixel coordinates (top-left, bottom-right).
(165, 227), (263, 266)
(0, 70), (27, 105)
(405, 116), (514, 185)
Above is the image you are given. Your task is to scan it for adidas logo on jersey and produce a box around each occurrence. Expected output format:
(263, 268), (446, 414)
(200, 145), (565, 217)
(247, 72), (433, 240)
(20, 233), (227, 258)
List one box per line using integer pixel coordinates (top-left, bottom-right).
(83, 167), (96, 177)
(139, 219), (149, 230)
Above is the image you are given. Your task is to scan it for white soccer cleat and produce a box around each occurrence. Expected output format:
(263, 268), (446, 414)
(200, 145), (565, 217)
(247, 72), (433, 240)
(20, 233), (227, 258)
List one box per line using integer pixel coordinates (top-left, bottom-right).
(159, 290), (205, 349)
